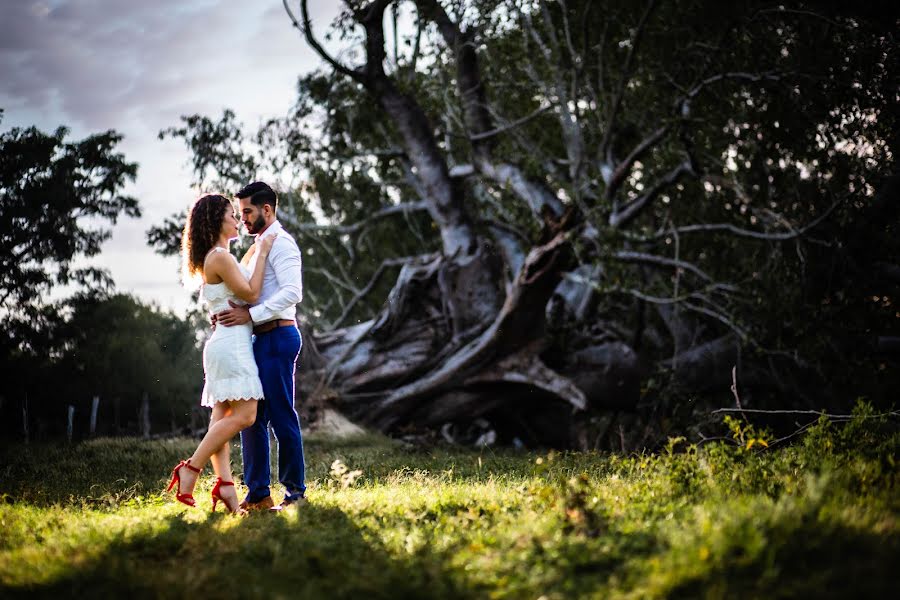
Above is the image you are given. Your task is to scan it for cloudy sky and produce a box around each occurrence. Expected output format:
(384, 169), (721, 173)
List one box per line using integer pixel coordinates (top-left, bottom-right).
(1, 0), (341, 314)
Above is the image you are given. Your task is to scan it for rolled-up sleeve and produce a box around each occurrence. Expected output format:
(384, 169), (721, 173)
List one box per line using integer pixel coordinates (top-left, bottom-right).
(249, 238), (303, 323)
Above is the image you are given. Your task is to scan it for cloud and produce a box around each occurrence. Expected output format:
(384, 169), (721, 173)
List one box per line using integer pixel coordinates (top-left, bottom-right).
(0, 0), (338, 132)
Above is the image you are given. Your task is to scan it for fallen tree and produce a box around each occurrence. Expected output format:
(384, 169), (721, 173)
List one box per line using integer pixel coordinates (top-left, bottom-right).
(151, 0), (898, 447)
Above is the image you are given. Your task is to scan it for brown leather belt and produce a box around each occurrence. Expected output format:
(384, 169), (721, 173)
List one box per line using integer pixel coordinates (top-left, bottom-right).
(253, 319), (296, 335)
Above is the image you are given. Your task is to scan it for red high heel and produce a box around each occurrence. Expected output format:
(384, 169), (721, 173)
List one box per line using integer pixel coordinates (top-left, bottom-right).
(211, 478), (244, 514)
(166, 459), (201, 507)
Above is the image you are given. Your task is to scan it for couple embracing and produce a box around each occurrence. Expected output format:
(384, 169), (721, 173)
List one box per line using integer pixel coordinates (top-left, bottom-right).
(166, 182), (305, 515)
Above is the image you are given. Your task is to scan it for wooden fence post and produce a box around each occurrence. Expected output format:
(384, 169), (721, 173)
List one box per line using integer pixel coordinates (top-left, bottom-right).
(90, 395), (100, 436)
(140, 392), (150, 439)
(67, 405), (75, 443)
(23, 393), (29, 444)
(190, 406), (198, 435)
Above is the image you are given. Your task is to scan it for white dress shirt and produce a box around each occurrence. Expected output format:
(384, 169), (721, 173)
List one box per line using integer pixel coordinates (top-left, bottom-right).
(247, 220), (303, 324)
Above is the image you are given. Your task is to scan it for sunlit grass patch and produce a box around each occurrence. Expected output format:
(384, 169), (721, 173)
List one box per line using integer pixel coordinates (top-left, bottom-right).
(0, 406), (897, 598)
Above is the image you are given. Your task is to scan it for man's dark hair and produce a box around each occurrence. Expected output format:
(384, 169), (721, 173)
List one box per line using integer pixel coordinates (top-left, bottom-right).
(236, 181), (277, 210)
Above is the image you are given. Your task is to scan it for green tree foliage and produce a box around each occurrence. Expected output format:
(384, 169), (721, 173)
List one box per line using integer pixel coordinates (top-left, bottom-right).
(3, 293), (202, 439)
(0, 116), (143, 438)
(0, 116), (202, 439)
(51, 293), (203, 435)
(0, 120), (140, 316)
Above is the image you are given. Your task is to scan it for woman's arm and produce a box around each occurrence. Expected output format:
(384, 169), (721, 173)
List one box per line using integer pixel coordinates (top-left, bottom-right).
(247, 237), (303, 323)
(205, 236), (275, 303)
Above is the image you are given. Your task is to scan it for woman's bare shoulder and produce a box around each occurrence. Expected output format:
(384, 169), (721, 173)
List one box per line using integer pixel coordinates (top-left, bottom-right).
(205, 248), (234, 265)
(203, 248), (236, 280)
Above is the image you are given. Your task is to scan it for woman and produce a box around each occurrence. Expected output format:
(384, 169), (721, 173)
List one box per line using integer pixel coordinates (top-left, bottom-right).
(166, 194), (275, 514)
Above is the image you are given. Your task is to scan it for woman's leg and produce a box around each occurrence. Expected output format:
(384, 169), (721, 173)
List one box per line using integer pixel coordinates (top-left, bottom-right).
(179, 400), (258, 496)
(208, 404), (231, 481)
(212, 400), (258, 511)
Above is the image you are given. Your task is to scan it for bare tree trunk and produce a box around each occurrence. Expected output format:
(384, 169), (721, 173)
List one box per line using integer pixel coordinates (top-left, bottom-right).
(288, 0), (590, 443)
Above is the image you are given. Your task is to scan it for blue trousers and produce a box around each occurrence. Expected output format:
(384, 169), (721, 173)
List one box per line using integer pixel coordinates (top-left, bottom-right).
(241, 325), (305, 502)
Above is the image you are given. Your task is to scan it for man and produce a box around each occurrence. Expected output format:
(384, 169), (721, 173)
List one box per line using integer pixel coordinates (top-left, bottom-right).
(216, 181), (306, 511)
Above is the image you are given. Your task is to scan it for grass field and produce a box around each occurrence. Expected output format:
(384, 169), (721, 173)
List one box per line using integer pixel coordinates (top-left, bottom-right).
(1, 405), (897, 599)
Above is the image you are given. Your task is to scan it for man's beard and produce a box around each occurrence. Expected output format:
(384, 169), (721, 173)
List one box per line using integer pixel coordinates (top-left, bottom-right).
(246, 214), (266, 234)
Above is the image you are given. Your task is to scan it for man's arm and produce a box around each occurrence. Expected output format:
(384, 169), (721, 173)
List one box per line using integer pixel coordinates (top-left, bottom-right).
(248, 239), (303, 323)
(216, 301), (251, 326)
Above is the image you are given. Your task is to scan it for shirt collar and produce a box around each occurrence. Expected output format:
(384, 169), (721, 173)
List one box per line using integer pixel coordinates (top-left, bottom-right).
(256, 219), (283, 240)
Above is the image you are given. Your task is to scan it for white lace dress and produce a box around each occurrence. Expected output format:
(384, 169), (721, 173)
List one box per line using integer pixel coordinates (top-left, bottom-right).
(200, 248), (265, 407)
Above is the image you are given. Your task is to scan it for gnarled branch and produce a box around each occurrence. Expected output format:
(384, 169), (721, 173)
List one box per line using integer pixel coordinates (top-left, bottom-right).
(416, 0), (565, 219)
(288, 0), (363, 82)
(605, 125), (669, 197)
(609, 159), (693, 228)
(634, 195), (845, 242)
(331, 256), (418, 329)
(292, 202), (430, 236)
(611, 251), (723, 284)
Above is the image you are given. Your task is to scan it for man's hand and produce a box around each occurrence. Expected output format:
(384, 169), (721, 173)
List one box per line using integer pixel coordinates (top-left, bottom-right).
(216, 300), (252, 327)
(210, 313), (218, 331)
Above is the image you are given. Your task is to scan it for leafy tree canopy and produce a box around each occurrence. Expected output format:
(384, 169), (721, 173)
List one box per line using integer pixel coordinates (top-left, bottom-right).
(0, 117), (140, 319)
(52, 293), (202, 426)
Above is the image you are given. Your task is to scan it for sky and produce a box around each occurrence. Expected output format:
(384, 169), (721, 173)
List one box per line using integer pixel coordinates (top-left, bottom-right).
(0, 0), (342, 315)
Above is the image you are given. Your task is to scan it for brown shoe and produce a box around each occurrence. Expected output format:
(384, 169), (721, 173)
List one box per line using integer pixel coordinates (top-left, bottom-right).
(238, 496), (274, 512)
(270, 495), (307, 512)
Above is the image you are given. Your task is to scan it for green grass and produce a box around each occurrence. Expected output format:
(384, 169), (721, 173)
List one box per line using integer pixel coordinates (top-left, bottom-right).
(0, 407), (897, 599)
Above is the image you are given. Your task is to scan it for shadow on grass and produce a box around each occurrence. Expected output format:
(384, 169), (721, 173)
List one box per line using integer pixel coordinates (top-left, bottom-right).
(0, 438), (202, 506)
(0, 512), (215, 600)
(666, 522), (900, 600)
(1, 503), (480, 600)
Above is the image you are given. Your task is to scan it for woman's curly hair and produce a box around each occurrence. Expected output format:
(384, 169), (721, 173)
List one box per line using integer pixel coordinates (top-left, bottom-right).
(181, 194), (232, 288)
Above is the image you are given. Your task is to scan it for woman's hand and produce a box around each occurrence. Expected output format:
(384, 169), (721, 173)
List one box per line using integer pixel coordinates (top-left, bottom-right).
(257, 234), (276, 257)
